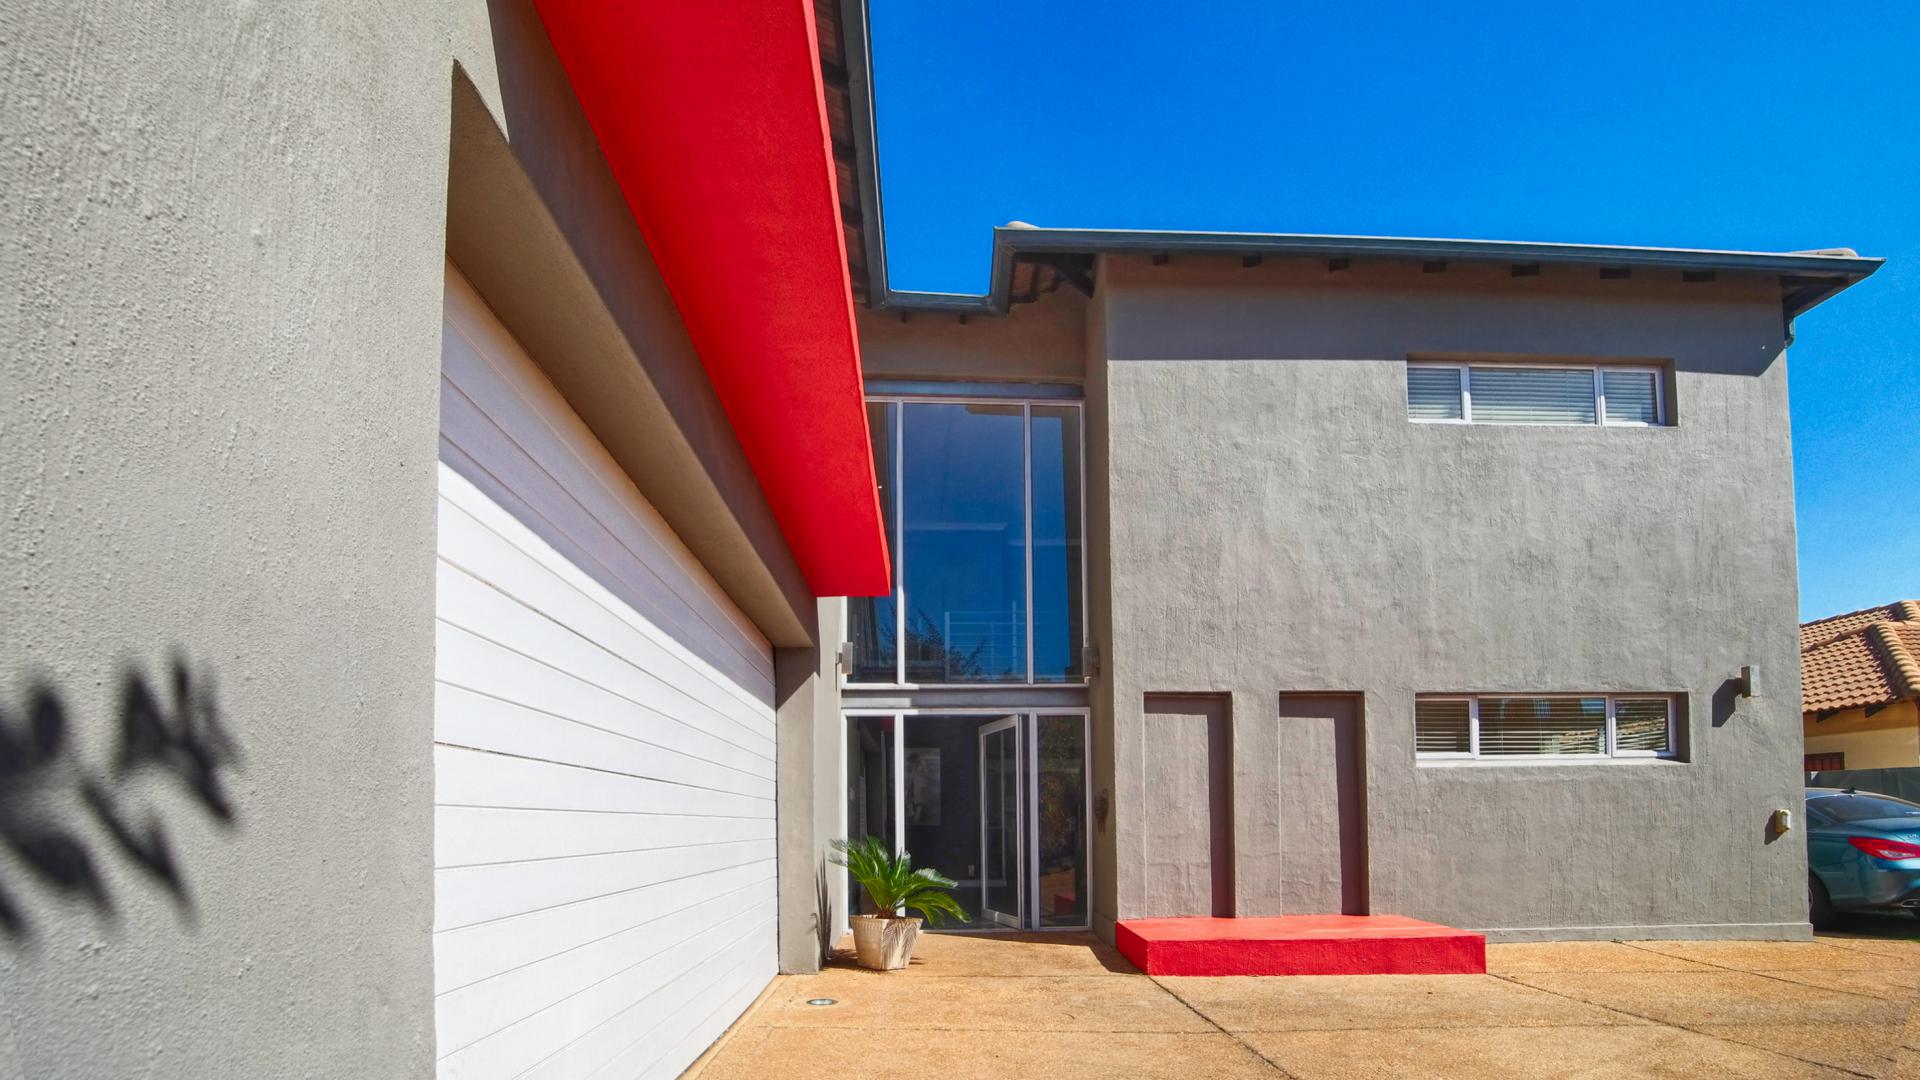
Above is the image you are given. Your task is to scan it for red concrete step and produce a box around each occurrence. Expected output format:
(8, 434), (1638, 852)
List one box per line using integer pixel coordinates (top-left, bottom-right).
(1115, 915), (1486, 976)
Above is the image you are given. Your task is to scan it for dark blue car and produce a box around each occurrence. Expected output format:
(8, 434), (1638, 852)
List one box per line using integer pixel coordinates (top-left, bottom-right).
(1806, 788), (1920, 927)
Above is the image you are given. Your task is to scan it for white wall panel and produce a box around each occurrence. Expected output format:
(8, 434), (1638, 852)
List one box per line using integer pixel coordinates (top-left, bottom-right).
(435, 267), (776, 1080)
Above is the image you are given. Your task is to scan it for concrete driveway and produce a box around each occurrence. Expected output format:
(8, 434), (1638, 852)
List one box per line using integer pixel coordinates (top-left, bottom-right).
(687, 921), (1920, 1079)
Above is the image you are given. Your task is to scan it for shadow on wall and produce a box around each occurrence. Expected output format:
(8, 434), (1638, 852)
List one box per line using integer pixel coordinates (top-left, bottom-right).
(0, 657), (241, 941)
(1711, 677), (1744, 729)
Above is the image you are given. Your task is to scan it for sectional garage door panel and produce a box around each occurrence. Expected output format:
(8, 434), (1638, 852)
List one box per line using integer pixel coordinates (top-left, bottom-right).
(434, 267), (777, 1080)
(437, 275), (771, 702)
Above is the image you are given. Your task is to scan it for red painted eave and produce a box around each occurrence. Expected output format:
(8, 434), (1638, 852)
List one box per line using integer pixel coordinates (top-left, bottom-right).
(532, 0), (890, 598)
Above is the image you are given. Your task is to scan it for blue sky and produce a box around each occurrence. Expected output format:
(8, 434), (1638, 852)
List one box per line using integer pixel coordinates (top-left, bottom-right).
(867, 2), (1918, 622)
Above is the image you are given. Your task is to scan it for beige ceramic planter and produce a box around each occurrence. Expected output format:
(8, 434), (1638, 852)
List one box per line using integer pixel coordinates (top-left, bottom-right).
(849, 914), (921, 970)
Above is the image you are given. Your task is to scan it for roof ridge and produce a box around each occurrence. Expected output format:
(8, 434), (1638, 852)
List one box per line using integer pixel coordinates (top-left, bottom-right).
(1804, 591), (1912, 626)
(1803, 601), (1907, 629)
(1866, 622), (1920, 700)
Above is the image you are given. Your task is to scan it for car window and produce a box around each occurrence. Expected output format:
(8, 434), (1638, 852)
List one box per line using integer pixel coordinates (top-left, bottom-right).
(1803, 801), (1836, 827)
(1811, 793), (1920, 823)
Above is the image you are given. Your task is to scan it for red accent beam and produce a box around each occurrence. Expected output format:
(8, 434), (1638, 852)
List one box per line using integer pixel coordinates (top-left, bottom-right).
(532, 0), (889, 597)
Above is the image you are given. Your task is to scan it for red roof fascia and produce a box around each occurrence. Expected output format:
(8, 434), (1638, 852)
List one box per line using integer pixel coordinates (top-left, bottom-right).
(531, 0), (890, 597)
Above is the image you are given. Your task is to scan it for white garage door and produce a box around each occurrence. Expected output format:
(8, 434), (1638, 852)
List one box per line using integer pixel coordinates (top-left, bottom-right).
(433, 267), (778, 1080)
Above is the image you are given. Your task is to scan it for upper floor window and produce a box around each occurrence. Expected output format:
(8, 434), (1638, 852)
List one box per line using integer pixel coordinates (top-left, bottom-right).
(1408, 362), (1665, 426)
(848, 397), (1085, 685)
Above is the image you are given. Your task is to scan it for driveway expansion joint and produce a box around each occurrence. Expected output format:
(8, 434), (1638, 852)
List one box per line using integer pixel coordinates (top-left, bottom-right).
(1149, 975), (1303, 1079)
(1489, 971), (1879, 1079)
(1614, 939), (1919, 1005)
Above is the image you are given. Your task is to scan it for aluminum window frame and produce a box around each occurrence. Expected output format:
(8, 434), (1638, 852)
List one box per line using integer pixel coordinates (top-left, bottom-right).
(843, 393), (1090, 690)
(1406, 360), (1667, 428)
(1415, 693), (1678, 763)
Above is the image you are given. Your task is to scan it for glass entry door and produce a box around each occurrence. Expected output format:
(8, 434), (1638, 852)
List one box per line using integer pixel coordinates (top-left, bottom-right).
(978, 718), (1023, 927)
(845, 710), (1088, 931)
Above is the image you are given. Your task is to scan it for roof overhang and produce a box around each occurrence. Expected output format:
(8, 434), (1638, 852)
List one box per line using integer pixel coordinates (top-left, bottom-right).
(532, 0), (890, 597)
(892, 227), (1885, 326)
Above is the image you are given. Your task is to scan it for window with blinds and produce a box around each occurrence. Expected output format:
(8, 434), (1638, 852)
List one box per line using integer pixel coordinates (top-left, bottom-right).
(1416, 694), (1675, 760)
(1406, 366), (1464, 421)
(1601, 369), (1660, 425)
(1612, 698), (1672, 753)
(1414, 698), (1470, 754)
(1470, 368), (1595, 425)
(1407, 363), (1664, 426)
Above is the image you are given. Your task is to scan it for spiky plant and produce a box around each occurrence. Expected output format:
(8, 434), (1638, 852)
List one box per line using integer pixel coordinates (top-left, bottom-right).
(830, 836), (970, 927)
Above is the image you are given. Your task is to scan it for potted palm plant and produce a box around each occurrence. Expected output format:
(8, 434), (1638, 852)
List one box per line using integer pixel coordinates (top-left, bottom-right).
(830, 836), (969, 970)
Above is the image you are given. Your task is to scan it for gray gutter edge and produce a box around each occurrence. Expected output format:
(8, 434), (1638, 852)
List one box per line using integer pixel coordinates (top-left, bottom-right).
(876, 223), (1881, 327)
(968, 227), (1881, 323)
(837, 0), (889, 302)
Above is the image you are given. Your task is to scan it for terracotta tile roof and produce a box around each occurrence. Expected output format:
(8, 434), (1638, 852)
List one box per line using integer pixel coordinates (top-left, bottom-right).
(1801, 601), (1920, 713)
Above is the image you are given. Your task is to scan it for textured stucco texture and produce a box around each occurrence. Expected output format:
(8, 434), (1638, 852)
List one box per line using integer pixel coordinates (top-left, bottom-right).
(1092, 254), (1810, 941)
(2, 0), (847, 1072)
(1, 1), (450, 1076)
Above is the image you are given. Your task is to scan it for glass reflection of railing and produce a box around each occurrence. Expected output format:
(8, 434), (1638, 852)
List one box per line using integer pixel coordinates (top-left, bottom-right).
(891, 610), (1086, 682)
(941, 611), (1020, 680)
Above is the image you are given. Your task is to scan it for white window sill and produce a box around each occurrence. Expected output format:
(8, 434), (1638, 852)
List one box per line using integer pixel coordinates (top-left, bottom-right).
(1417, 754), (1682, 768)
(842, 681), (1093, 691)
(1408, 418), (1666, 429)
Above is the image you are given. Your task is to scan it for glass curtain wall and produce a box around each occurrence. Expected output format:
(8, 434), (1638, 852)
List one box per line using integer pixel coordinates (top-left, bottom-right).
(1035, 714), (1088, 926)
(904, 404), (1026, 683)
(1030, 406), (1084, 684)
(847, 402), (897, 682)
(844, 715), (894, 916)
(849, 399), (1084, 685)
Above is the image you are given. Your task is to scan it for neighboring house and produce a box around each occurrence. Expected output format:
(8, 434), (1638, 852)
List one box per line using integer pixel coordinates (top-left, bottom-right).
(1802, 601), (1920, 770)
(0, 1), (1885, 1079)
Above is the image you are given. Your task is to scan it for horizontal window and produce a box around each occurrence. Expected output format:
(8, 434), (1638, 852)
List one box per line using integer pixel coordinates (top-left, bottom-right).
(1416, 694), (1676, 761)
(1408, 363), (1664, 426)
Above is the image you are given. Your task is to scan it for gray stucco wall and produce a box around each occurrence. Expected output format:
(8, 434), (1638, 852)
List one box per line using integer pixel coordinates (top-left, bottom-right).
(1084, 283), (1120, 940)
(1094, 254), (1808, 940)
(1, 0), (834, 1074)
(775, 600), (848, 974)
(0, 1), (449, 1075)
(858, 287), (1086, 383)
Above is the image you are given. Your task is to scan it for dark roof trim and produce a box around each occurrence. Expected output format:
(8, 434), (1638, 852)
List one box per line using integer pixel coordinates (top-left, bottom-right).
(829, 0), (1880, 326)
(865, 378), (1083, 400)
(952, 227), (1880, 322)
(834, 0), (890, 302)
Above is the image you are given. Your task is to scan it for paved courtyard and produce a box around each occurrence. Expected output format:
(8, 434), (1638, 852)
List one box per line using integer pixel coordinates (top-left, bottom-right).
(688, 921), (1920, 1079)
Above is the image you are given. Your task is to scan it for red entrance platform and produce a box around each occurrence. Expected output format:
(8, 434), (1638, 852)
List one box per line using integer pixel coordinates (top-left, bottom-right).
(1115, 915), (1486, 976)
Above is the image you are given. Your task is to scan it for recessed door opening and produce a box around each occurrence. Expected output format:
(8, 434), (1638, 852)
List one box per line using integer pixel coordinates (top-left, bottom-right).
(1277, 693), (1369, 916)
(1142, 693), (1235, 918)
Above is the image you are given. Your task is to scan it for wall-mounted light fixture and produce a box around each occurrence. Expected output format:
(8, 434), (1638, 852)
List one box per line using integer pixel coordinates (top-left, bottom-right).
(1739, 665), (1759, 698)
